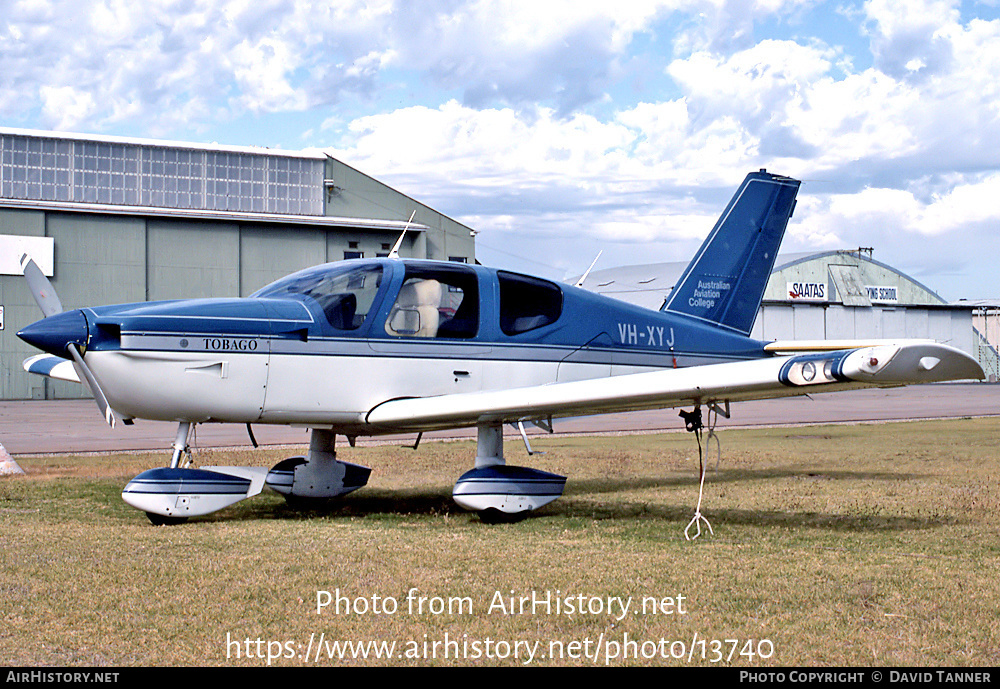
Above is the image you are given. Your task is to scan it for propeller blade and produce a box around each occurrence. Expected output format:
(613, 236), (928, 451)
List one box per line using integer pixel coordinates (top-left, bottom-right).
(20, 253), (63, 318)
(20, 254), (126, 428)
(67, 344), (121, 428)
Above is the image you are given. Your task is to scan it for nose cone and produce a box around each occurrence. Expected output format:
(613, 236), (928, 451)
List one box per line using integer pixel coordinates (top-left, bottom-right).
(17, 309), (89, 358)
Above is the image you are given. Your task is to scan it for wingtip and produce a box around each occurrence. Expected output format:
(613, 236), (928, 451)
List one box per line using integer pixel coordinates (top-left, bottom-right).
(844, 343), (986, 383)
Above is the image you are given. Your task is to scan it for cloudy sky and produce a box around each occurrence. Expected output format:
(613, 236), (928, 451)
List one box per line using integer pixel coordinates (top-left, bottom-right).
(3, 0), (999, 300)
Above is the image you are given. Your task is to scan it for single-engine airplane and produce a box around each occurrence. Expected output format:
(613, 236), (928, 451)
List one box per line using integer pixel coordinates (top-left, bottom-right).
(16, 170), (984, 525)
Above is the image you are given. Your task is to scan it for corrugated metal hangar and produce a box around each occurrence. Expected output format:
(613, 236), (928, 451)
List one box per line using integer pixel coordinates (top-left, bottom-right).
(579, 250), (999, 382)
(0, 128), (476, 400)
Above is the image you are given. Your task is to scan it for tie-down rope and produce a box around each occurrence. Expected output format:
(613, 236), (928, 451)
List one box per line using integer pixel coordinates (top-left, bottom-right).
(679, 405), (722, 540)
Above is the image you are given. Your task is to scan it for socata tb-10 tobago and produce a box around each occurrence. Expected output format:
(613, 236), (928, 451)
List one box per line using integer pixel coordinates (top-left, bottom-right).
(17, 171), (984, 526)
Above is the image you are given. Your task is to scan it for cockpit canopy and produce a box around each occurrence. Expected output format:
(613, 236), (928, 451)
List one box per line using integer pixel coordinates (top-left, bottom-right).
(253, 262), (383, 331)
(253, 259), (565, 339)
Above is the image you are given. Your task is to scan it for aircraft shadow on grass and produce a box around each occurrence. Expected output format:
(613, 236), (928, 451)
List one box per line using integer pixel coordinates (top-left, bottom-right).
(216, 469), (951, 533)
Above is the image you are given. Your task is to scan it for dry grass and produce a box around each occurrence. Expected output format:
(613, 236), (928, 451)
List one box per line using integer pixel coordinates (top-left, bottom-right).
(2, 418), (999, 666)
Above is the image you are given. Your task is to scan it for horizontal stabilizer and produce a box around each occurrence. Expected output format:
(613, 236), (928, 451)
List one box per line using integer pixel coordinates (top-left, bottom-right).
(23, 354), (81, 384)
(764, 339), (935, 354)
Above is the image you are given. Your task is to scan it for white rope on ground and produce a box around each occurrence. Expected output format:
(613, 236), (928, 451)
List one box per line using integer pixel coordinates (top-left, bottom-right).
(684, 422), (714, 541)
(707, 405), (722, 472)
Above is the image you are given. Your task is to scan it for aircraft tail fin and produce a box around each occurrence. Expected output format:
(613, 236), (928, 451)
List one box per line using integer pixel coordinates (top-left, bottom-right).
(662, 170), (800, 335)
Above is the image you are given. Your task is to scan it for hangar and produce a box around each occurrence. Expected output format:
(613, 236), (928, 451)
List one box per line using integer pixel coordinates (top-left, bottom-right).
(0, 128), (476, 400)
(578, 249), (999, 383)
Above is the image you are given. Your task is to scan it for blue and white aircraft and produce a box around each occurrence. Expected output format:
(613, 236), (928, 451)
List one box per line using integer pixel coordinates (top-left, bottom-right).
(17, 171), (984, 524)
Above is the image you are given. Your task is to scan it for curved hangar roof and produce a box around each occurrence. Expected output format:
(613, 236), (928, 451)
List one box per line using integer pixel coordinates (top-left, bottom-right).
(575, 250), (949, 311)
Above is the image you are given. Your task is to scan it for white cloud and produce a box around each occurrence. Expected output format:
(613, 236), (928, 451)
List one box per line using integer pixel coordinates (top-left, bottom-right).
(0, 0), (680, 131)
(324, 98), (767, 272)
(38, 86), (98, 131)
(371, 0), (684, 114)
(329, 101), (638, 190)
(229, 36), (307, 112)
(0, 0), (399, 131)
(787, 173), (1000, 270)
(864, 0), (961, 78)
(0, 0), (840, 133)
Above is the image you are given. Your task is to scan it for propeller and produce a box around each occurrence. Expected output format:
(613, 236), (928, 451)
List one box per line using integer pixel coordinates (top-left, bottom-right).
(19, 254), (63, 317)
(20, 253), (123, 428)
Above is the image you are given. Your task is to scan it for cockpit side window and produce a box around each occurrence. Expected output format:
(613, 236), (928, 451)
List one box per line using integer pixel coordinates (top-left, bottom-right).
(498, 271), (563, 335)
(384, 267), (479, 338)
(253, 264), (383, 331)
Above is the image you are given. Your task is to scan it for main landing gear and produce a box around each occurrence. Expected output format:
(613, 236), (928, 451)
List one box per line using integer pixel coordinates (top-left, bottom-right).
(121, 424), (371, 525)
(264, 429), (371, 506)
(452, 422), (566, 523)
(120, 420), (565, 525)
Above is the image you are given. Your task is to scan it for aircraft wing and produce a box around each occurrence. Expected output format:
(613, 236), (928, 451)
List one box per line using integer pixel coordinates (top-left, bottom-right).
(365, 342), (984, 432)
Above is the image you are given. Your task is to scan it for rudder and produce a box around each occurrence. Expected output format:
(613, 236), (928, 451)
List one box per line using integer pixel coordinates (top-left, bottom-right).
(662, 170), (800, 335)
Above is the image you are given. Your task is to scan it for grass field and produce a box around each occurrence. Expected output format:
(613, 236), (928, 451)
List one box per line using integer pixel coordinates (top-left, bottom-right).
(2, 418), (999, 667)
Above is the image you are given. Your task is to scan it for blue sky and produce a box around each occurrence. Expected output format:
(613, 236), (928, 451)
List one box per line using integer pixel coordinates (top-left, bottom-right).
(3, 0), (999, 300)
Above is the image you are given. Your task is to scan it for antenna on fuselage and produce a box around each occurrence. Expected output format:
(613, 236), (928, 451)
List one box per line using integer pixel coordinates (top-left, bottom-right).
(574, 250), (603, 288)
(388, 210), (417, 259)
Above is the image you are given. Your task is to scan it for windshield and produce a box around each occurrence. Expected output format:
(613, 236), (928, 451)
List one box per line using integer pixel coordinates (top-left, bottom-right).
(253, 262), (384, 331)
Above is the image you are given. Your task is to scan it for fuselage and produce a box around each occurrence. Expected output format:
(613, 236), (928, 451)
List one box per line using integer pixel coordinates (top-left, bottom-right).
(19, 258), (771, 433)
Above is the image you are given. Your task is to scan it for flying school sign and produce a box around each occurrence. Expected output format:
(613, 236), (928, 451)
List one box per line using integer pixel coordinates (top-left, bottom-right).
(866, 285), (899, 304)
(786, 281), (899, 304)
